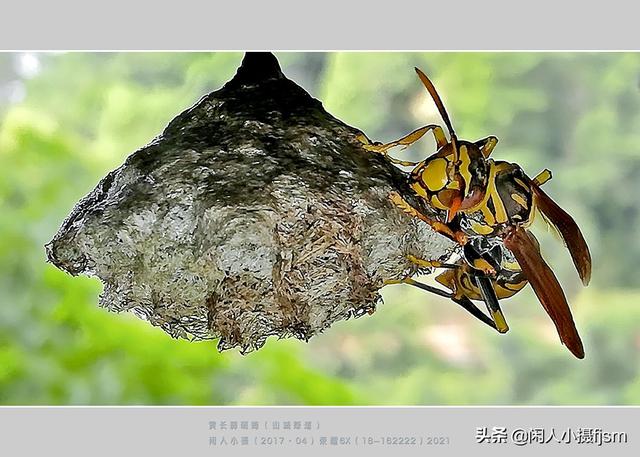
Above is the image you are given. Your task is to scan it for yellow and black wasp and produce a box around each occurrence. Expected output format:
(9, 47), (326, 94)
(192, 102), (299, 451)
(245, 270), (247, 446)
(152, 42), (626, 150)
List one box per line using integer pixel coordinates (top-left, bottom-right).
(360, 67), (592, 358)
(395, 235), (529, 334)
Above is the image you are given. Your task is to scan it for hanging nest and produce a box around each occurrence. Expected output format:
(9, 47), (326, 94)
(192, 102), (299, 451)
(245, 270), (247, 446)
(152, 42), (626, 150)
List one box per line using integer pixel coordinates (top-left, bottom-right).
(46, 52), (454, 353)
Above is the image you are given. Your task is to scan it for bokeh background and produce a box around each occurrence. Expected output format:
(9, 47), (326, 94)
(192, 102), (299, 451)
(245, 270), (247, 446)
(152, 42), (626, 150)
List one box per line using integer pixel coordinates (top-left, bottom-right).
(1, 52), (639, 405)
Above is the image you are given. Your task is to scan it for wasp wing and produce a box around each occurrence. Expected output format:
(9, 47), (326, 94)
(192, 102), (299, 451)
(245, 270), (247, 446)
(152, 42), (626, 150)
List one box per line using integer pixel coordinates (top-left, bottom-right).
(504, 227), (584, 359)
(531, 182), (592, 286)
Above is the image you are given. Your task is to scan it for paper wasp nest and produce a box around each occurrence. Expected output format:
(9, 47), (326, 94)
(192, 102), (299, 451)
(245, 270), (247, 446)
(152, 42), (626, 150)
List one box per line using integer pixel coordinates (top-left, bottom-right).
(46, 53), (454, 353)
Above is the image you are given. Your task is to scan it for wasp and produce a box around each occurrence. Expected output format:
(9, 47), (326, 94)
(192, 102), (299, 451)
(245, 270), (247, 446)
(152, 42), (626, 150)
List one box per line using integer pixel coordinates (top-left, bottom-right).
(358, 68), (496, 243)
(389, 235), (524, 334)
(360, 68), (592, 358)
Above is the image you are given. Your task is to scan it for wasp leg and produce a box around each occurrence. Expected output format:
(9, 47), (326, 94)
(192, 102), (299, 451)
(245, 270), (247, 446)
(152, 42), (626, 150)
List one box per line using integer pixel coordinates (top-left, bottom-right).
(389, 191), (467, 244)
(357, 124), (447, 166)
(475, 136), (499, 158)
(406, 254), (459, 270)
(393, 277), (497, 330)
(356, 131), (421, 166)
(474, 276), (509, 333)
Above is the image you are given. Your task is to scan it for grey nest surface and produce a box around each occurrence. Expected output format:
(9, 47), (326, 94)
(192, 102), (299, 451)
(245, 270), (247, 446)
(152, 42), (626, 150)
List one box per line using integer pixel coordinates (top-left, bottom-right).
(46, 53), (454, 353)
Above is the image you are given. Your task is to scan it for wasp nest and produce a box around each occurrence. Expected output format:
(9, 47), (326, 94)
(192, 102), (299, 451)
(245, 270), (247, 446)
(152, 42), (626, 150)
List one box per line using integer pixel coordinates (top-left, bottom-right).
(46, 52), (454, 353)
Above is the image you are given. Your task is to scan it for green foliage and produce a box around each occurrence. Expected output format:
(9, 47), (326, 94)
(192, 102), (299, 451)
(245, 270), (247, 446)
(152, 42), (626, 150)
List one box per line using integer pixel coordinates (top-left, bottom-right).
(1, 52), (639, 405)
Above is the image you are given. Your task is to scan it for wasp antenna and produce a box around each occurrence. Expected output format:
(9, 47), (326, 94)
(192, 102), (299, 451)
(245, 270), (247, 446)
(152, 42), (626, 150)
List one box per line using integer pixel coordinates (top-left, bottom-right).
(450, 134), (459, 163)
(414, 67), (456, 138)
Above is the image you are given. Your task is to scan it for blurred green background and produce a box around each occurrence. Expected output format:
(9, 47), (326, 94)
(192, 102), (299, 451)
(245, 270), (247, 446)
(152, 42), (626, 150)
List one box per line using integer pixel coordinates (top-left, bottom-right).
(1, 52), (639, 405)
